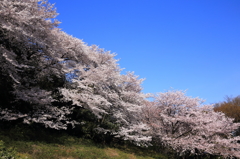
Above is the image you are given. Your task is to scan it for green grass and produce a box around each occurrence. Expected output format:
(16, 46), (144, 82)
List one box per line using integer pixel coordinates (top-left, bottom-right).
(0, 123), (224, 159)
(0, 124), (167, 159)
(0, 137), (167, 159)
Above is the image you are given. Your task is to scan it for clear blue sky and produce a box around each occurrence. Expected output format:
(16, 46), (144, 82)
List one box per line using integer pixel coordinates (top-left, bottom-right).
(48, 0), (240, 104)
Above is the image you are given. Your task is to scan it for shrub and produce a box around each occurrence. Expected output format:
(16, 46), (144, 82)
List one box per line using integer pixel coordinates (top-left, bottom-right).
(0, 140), (18, 159)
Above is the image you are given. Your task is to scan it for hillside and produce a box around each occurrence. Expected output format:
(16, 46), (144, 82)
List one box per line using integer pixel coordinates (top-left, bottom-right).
(0, 123), (169, 159)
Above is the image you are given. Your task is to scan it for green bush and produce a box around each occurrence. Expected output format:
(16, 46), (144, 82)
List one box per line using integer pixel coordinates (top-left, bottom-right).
(0, 140), (18, 159)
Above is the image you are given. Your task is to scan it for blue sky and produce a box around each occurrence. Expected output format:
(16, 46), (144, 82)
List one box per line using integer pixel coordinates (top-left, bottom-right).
(48, 0), (240, 104)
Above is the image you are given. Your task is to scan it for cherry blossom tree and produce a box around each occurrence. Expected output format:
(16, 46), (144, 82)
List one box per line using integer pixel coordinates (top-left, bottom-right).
(142, 90), (240, 158)
(1, 1), (240, 157)
(0, 0), (150, 144)
(0, 0), (81, 129)
(59, 44), (151, 143)
(0, 0), (61, 124)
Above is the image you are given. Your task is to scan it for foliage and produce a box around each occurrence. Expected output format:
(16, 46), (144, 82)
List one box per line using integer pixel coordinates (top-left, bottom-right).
(214, 95), (240, 122)
(142, 90), (240, 158)
(0, 140), (18, 159)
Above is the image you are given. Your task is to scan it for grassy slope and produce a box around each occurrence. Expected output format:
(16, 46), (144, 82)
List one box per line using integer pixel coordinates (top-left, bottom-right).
(0, 124), (168, 159)
(3, 137), (168, 159)
(0, 123), (222, 159)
